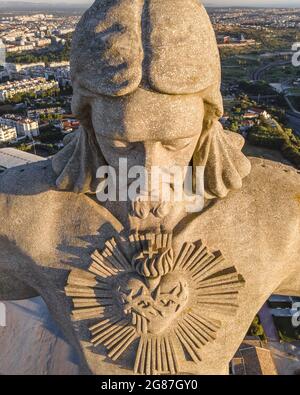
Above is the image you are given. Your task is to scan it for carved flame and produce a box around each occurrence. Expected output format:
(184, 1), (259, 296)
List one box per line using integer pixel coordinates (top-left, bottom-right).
(133, 244), (174, 278)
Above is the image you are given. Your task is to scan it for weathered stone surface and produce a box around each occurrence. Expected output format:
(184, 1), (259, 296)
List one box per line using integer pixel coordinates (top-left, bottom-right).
(146, 0), (221, 95)
(71, 0), (144, 97)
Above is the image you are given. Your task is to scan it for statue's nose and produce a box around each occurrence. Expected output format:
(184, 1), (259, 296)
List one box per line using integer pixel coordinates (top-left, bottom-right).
(143, 141), (164, 170)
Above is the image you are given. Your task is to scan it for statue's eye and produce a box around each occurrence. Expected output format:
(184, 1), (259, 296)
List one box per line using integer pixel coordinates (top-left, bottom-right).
(111, 140), (131, 149)
(163, 138), (191, 152)
(104, 139), (134, 151)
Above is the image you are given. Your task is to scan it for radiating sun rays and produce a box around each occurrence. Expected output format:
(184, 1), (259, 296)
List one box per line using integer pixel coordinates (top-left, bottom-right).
(65, 233), (245, 374)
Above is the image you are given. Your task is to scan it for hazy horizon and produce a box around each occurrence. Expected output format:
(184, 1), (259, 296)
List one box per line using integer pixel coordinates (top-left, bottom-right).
(3, 0), (300, 7)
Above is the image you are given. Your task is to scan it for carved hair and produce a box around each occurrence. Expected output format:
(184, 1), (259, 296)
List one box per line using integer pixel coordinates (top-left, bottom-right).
(52, 0), (251, 198)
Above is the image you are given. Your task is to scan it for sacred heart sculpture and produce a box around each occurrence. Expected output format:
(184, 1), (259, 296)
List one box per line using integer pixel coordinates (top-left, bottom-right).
(65, 233), (245, 374)
(119, 271), (189, 336)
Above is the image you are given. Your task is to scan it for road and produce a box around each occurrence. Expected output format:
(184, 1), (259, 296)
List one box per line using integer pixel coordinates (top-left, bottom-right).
(251, 61), (300, 138)
(251, 60), (290, 81)
(259, 302), (280, 342)
(287, 112), (300, 136)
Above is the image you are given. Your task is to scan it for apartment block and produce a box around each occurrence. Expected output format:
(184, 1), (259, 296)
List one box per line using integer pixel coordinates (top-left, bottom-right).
(0, 124), (17, 143)
(0, 115), (39, 138)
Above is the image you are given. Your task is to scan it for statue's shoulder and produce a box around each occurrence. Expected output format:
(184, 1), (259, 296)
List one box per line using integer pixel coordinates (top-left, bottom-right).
(0, 159), (115, 245)
(194, 156), (300, 254)
(207, 156), (300, 229)
(0, 159), (56, 196)
(248, 156), (300, 185)
(0, 159), (117, 226)
(245, 157), (300, 209)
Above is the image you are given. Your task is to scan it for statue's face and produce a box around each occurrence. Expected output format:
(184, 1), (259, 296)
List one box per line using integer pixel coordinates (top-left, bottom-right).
(91, 88), (204, 217)
(91, 88), (204, 168)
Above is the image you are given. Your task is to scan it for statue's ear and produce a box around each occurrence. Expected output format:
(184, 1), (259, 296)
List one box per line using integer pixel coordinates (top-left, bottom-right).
(193, 121), (251, 199)
(52, 125), (107, 194)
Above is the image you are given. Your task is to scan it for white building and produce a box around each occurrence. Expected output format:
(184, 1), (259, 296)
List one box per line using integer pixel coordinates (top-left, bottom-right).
(6, 62), (46, 73)
(0, 38), (5, 67)
(45, 65), (71, 87)
(0, 147), (45, 173)
(0, 77), (59, 102)
(37, 38), (51, 48)
(0, 125), (17, 143)
(6, 44), (35, 53)
(0, 115), (39, 138)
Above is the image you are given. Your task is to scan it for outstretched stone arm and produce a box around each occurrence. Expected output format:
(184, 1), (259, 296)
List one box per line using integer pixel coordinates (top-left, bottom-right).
(0, 270), (38, 301)
(275, 271), (300, 297)
(0, 237), (39, 301)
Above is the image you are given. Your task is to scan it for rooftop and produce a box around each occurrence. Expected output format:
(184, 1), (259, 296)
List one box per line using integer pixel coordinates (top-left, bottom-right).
(0, 114), (38, 124)
(232, 337), (278, 375)
(0, 147), (44, 170)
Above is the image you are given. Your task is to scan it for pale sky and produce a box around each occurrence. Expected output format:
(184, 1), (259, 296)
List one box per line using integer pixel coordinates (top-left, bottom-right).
(4, 0), (300, 6)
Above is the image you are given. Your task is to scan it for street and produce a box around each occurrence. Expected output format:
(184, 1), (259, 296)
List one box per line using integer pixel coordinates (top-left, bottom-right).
(287, 112), (300, 136)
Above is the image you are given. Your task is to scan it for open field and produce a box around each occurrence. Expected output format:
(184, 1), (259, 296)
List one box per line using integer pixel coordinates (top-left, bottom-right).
(221, 56), (261, 87)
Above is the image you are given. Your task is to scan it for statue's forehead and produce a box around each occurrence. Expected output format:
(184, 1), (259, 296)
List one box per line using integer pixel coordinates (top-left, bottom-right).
(91, 89), (204, 141)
